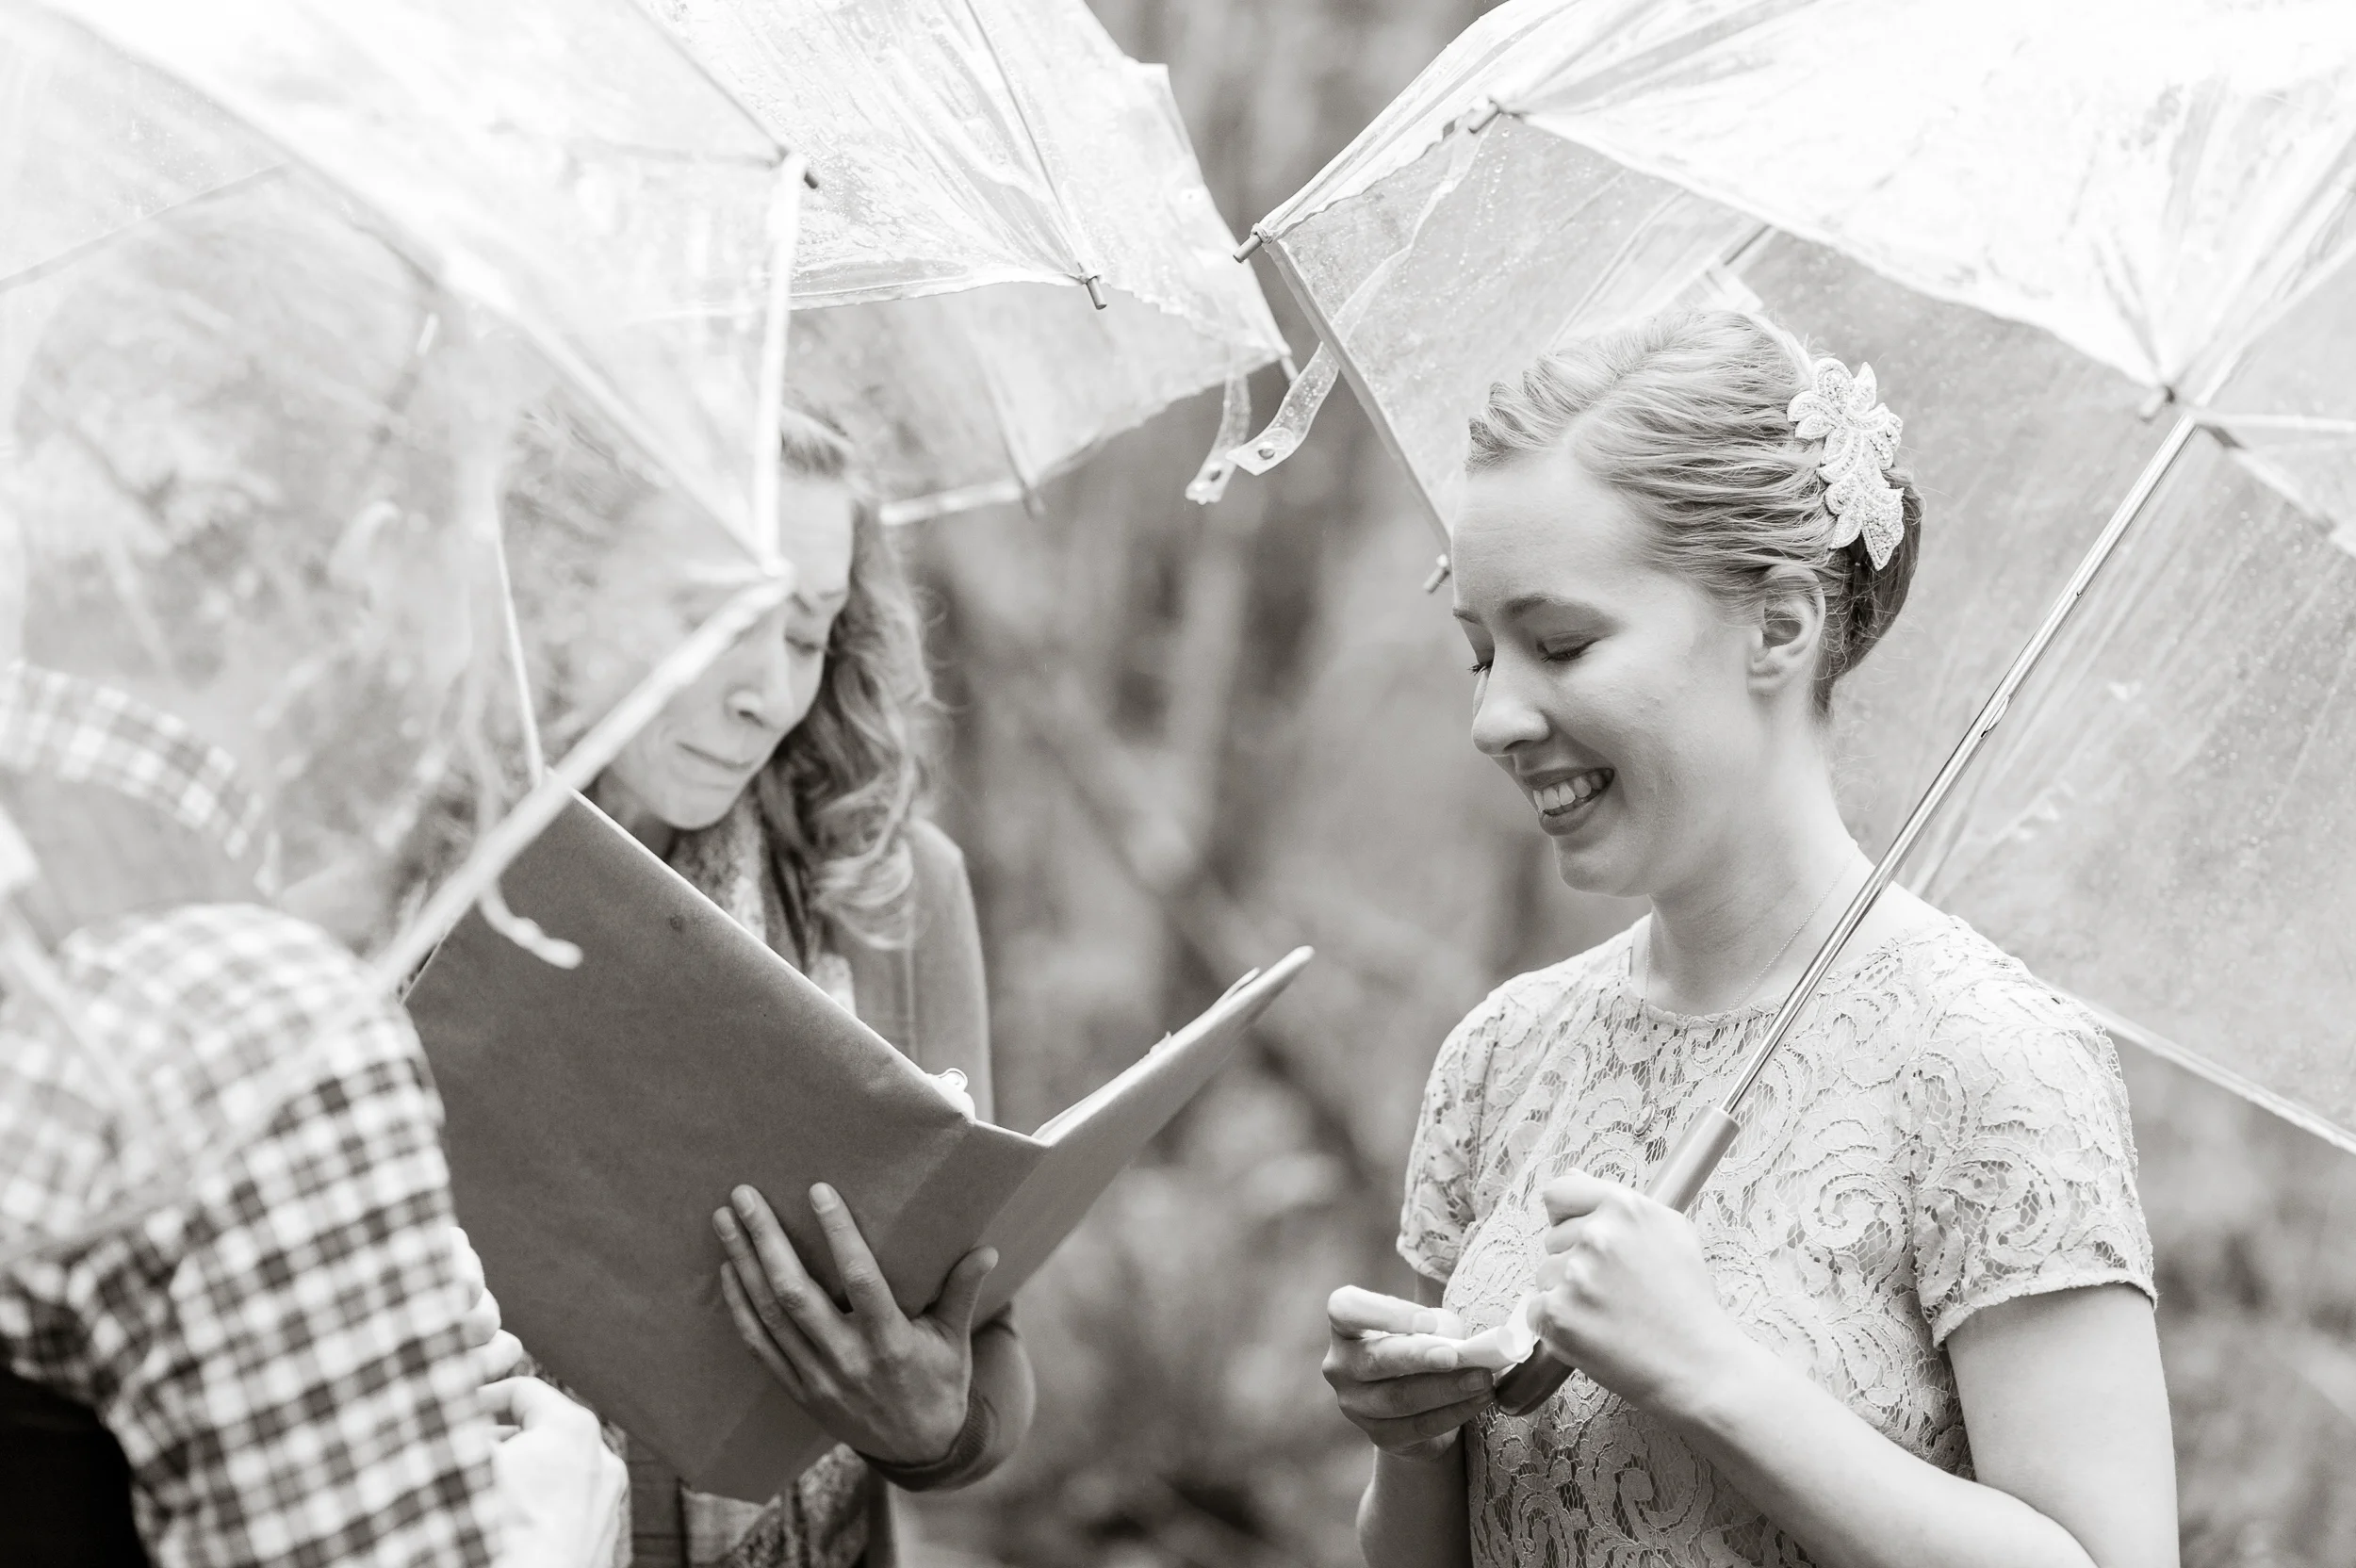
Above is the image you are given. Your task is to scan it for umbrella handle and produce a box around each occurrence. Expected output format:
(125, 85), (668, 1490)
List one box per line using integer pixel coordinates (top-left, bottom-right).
(1489, 1106), (1742, 1417)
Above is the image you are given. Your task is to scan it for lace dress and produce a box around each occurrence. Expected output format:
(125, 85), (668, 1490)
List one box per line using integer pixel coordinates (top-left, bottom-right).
(1399, 915), (2153, 1568)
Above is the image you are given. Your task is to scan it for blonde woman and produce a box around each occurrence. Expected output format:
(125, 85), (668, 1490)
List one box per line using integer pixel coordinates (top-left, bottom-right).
(1323, 310), (2175, 1568)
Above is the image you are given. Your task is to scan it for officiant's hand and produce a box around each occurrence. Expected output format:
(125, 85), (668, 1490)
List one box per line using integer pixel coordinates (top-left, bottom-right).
(714, 1182), (997, 1468)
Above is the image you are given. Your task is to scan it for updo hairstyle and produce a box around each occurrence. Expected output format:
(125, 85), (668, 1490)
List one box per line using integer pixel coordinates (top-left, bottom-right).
(1467, 307), (1922, 711)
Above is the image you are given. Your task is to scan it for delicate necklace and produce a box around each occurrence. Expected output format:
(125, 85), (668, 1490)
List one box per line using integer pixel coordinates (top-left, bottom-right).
(1636, 855), (1860, 1013)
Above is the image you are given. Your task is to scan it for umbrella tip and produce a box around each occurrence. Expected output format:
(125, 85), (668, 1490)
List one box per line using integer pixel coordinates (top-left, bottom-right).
(1234, 232), (1265, 262)
(1421, 555), (1452, 595)
(1082, 273), (1108, 310)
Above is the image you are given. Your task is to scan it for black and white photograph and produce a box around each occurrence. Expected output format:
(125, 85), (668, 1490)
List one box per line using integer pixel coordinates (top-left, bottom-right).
(2, 2), (2351, 1565)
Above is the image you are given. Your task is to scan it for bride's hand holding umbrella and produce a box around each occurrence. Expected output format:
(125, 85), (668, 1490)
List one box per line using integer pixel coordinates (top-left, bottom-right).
(1528, 1170), (1757, 1416)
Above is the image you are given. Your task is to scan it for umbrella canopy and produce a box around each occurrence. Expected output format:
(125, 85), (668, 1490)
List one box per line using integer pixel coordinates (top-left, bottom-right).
(1241, 0), (2356, 1147)
(3, 0), (797, 549)
(651, 0), (1289, 520)
(0, 0), (803, 960)
(0, 0), (813, 1270)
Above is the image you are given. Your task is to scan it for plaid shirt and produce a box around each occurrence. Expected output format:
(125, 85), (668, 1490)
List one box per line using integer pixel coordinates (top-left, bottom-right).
(0, 664), (501, 1567)
(0, 662), (270, 869)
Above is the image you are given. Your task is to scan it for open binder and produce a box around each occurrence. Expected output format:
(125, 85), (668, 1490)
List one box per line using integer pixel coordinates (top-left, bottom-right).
(405, 797), (1310, 1499)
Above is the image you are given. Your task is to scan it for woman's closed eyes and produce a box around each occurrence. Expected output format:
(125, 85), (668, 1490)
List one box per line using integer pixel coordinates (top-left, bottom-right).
(1464, 637), (1596, 677)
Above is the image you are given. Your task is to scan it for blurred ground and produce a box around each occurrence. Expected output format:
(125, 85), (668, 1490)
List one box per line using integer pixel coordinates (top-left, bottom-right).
(887, 3), (2356, 1562)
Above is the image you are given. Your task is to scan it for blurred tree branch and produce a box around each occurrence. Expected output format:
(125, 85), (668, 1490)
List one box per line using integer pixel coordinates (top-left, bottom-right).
(941, 559), (1392, 1195)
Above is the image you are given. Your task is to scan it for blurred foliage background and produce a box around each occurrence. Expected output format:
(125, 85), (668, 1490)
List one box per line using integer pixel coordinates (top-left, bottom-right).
(886, 2), (2356, 1563)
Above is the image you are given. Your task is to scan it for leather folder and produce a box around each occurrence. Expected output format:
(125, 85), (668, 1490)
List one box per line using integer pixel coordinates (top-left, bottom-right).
(406, 795), (1309, 1498)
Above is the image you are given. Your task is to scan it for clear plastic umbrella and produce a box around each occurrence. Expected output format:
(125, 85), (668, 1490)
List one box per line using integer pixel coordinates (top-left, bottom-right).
(0, 0), (809, 959)
(649, 0), (1290, 520)
(0, 0), (802, 1254)
(1236, 0), (2356, 1400)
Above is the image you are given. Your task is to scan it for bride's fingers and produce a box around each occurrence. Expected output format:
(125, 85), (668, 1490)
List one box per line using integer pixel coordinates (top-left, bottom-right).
(1328, 1284), (1443, 1338)
(1380, 1389), (1494, 1442)
(1330, 1330), (1464, 1381)
(1338, 1365), (1493, 1421)
(1540, 1168), (1628, 1225)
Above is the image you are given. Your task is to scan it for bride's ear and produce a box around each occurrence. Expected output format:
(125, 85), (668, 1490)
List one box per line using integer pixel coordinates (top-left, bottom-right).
(1750, 566), (1827, 696)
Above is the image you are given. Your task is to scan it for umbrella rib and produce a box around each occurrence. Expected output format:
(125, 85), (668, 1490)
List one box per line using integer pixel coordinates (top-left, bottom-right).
(0, 164), (288, 300)
(2078, 996), (2356, 1161)
(746, 156), (808, 573)
(1721, 411), (2206, 1117)
(574, 5), (794, 174)
(1259, 234), (1451, 548)
(490, 529), (545, 786)
(954, 0), (1107, 308)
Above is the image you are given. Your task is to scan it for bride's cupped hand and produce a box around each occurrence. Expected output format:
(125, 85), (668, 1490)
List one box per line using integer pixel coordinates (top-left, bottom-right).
(713, 1182), (996, 1468)
(1534, 1169), (1761, 1417)
(1323, 1286), (1497, 1462)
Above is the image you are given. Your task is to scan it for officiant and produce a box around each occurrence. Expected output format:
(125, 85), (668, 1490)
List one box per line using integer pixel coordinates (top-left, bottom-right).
(504, 404), (1035, 1568)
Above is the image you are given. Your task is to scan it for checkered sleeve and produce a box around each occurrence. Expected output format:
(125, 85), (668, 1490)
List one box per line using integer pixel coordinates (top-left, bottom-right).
(36, 906), (502, 1568)
(0, 664), (267, 862)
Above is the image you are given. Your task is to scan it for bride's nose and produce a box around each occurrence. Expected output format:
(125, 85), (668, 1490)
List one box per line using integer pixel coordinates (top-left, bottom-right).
(1470, 655), (1550, 757)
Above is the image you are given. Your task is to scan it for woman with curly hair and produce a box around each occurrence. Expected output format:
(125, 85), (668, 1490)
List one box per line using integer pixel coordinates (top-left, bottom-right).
(514, 407), (1033, 1568)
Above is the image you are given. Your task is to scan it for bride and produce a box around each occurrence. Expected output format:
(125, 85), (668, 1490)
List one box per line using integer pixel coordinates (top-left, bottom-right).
(1322, 308), (2176, 1568)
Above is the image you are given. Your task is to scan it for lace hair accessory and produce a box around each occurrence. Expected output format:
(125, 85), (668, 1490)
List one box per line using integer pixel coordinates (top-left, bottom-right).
(1787, 358), (1906, 569)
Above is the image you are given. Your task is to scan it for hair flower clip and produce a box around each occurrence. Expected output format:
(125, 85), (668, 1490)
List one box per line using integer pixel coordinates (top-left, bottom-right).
(1787, 358), (1905, 568)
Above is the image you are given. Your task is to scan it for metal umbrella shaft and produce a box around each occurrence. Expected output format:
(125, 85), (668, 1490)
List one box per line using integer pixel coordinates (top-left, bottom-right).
(1491, 410), (2203, 1417)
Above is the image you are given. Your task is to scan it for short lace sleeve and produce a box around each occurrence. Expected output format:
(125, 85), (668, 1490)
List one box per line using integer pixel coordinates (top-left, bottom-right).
(1903, 976), (2155, 1345)
(1397, 992), (1514, 1284)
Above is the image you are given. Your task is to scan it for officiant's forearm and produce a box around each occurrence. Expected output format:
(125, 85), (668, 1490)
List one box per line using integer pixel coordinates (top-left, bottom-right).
(962, 1312), (1035, 1482)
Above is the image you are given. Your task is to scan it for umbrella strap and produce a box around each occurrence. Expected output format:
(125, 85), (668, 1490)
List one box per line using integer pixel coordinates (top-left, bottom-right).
(1185, 374), (1256, 505)
(1227, 347), (1338, 482)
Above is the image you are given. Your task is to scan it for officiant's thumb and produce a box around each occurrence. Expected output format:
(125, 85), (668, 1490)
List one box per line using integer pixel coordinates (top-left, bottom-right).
(931, 1246), (1000, 1335)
